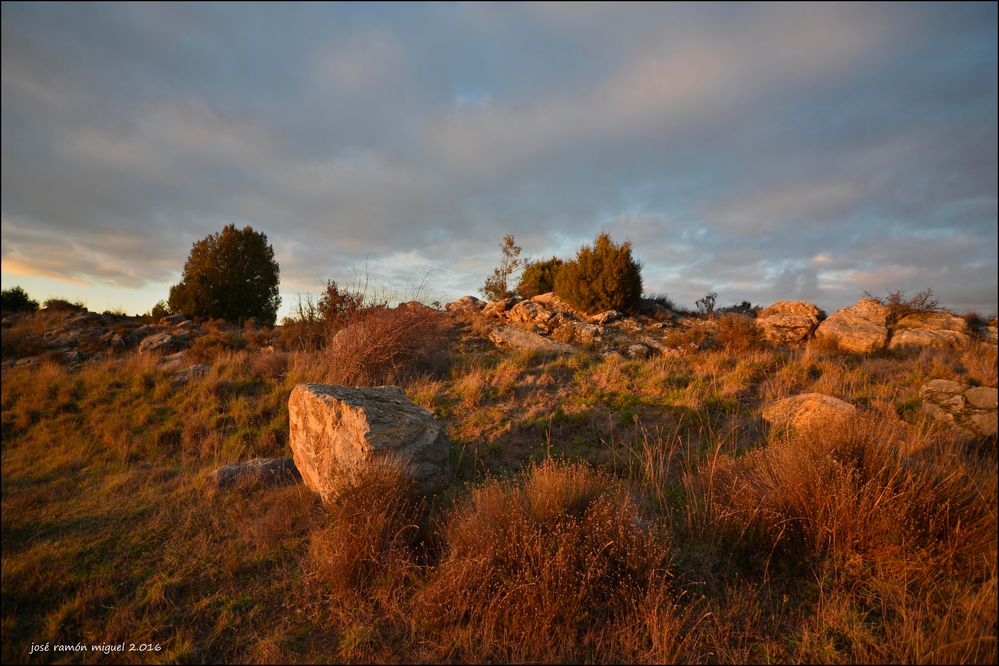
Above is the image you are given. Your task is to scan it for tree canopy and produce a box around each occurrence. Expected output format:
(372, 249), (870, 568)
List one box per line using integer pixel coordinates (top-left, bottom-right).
(168, 224), (281, 325)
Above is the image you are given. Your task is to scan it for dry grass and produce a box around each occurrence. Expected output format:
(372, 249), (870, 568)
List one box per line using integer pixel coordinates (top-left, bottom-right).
(1, 315), (996, 663)
(416, 459), (672, 663)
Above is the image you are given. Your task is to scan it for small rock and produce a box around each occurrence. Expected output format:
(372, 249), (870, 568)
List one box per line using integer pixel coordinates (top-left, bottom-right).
(139, 331), (184, 354)
(589, 310), (621, 325)
(445, 295), (485, 313)
(965, 386), (998, 410)
(626, 344), (650, 359)
(207, 457), (302, 488)
(173, 364), (210, 385)
(762, 393), (857, 433)
(482, 297), (518, 318)
(488, 326), (576, 354)
(160, 313), (191, 326)
(161, 351), (187, 371)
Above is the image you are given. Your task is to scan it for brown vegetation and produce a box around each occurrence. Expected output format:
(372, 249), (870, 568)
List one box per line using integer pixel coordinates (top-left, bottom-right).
(1, 296), (996, 664)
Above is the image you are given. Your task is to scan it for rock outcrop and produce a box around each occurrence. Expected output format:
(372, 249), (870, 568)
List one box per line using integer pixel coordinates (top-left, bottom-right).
(888, 312), (970, 351)
(288, 384), (452, 502)
(756, 301), (824, 346)
(489, 326), (576, 354)
(762, 393), (857, 433)
(445, 295), (485, 313)
(813, 299), (890, 353)
(920, 379), (997, 438)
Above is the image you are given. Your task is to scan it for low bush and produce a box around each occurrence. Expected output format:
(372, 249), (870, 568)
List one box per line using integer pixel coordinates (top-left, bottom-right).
(516, 257), (564, 299)
(1, 286), (39, 314)
(417, 459), (671, 662)
(322, 304), (449, 385)
(716, 313), (764, 352)
(554, 232), (643, 315)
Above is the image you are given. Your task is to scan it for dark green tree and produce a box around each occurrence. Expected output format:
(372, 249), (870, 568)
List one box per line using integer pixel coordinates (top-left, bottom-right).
(1, 286), (39, 313)
(168, 224), (281, 325)
(553, 232), (643, 315)
(516, 257), (564, 299)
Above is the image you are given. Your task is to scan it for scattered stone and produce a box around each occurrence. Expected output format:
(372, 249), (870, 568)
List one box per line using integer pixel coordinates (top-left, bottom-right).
(507, 300), (558, 327)
(551, 320), (601, 344)
(160, 313), (191, 326)
(125, 325), (161, 348)
(920, 379), (998, 438)
(445, 295), (485, 313)
(813, 299), (890, 354)
(589, 310), (621, 326)
(139, 331), (184, 354)
(488, 326), (576, 353)
(626, 344), (650, 359)
(160, 351), (188, 371)
(762, 393), (857, 433)
(288, 384), (452, 501)
(173, 364), (210, 385)
(482, 297), (517, 318)
(207, 457), (302, 488)
(965, 386), (998, 410)
(530, 292), (581, 316)
(756, 301), (824, 346)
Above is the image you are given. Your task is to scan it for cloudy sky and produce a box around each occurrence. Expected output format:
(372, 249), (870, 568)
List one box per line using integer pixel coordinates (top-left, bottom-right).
(2, 2), (997, 316)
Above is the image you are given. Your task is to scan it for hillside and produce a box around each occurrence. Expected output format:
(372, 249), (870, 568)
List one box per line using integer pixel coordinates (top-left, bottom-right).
(2, 294), (997, 664)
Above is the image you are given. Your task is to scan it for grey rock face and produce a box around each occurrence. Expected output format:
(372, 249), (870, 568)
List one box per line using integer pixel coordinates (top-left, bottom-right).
(288, 384), (452, 502)
(207, 457), (302, 488)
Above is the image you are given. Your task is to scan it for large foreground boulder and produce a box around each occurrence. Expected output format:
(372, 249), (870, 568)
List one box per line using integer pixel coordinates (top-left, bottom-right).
(762, 393), (857, 433)
(756, 300), (823, 346)
(288, 384), (451, 502)
(813, 299), (890, 353)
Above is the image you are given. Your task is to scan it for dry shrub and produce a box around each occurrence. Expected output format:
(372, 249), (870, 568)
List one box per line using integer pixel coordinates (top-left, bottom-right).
(960, 341), (998, 388)
(187, 319), (246, 362)
(250, 351), (289, 380)
(417, 459), (671, 662)
(716, 313), (764, 352)
(691, 413), (996, 574)
(864, 287), (943, 323)
(307, 461), (425, 603)
(323, 305), (448, 385)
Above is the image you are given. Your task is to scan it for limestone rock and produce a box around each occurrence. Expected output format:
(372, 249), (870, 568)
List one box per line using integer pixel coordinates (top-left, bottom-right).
(530, 292), (581, 316)
(550, 320), (601, 345)
(207, 457), (302, 488)
(139, 331), (185, 354)
(160, 313), (190, 326)
(445, 295), (485, 313)
(888, 312), (970, 351)
(482, 297), (517, 318)
(813, 299), (890, 353)
(965, 386), (998, 410)
(919, 379), (998, 438)
(762, 393), (857, 433)
(756, 301), (823, 346)
(589, 310), (621, 326)
(173, 364), (210, 385)
(488, 326), (576, 353)
(288, 384), (452, 501)
(507, 300), (558, 327)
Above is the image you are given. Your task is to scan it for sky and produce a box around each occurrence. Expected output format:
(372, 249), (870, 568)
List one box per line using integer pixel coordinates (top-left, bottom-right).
(2, 1), (997, 317)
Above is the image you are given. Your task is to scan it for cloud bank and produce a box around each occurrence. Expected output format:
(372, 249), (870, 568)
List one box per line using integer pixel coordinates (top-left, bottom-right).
(2, 2), (996, 314)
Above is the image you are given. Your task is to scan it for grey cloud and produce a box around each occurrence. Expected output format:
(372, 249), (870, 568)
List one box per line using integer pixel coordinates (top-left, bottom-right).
(1, 2), (996, 314)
